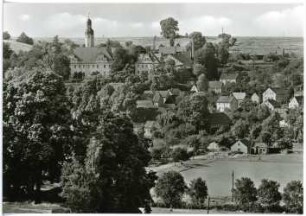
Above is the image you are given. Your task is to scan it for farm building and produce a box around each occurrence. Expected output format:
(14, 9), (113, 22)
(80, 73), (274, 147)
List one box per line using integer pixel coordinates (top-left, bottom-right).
(231, 139), (250, 154)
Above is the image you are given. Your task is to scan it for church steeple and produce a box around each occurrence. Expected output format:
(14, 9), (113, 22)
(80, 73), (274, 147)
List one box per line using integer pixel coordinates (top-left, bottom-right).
(85, 13), (94, 47)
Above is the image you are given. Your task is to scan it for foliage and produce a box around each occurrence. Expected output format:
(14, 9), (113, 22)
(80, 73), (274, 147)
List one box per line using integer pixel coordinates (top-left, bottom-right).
(283, 180), (303, 214)
(195, 42), (219, 80)
(171, 147), (190, 162)
(188, 178), (208, 205)
(189, 32), (206, 50)
(3, 69), (72, 202)
(233, 177), (257, 210)
(61, 111), (157, 212)
(257, 179), (282, 211)
(160, 17), (179, 46)
(3, 31), (11, 40)
(16, 32), (34, 45)
(155, 171), (186, 207)
(196, 74), (209, 92)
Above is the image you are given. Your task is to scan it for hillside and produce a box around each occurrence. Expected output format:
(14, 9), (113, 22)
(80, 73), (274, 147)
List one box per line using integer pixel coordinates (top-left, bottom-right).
(4, 39), (33, 53)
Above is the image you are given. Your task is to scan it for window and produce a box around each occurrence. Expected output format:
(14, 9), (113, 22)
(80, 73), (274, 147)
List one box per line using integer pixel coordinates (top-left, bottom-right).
(104, 65), (106, 68)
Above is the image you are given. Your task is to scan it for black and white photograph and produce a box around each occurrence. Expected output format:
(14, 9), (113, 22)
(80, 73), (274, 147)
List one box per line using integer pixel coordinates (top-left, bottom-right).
(2, 0), (304, 214)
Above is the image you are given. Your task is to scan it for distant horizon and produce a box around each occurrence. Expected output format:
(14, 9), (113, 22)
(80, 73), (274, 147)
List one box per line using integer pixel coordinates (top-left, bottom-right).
(4, 3), (304, 38)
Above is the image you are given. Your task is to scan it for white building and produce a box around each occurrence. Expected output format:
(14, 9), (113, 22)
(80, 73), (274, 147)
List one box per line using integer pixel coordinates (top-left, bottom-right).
(231, 139), (250, 154)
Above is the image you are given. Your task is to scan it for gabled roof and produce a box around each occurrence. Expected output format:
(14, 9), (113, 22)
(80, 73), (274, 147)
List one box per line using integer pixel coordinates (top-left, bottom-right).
(73, 47), (113, 63)
(294, 96), (303, 104)
(253, 142), (268, 148)
(172, 52), (193, 67)
(266, 99), (281, 108)
(207, 113), (231, 126)
(136, 100), (155, 108)
(220, 73), (238, 80)
(232, 92), (246, 100)
(109, 82), (124, 91)
(217, 96), (235, 103)
(252, 92), (259, 97)
(144, 121), (160, 128)
(234, 139), (251, 147)
(209, 81), (223, 89)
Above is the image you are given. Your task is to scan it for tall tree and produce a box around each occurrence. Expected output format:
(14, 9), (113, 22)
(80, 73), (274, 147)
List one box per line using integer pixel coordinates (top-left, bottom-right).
(196, 74), (209, 92)
(188, 178), (208, 206)
(3, 69), (72, 202)
(160, 17), (179, 47)
(3, 31), (11, 40)
(257, 179), (282, 211)
(16, 32), (34, 45)
(61, 111), (157, 213)
(283, 180), (303, 214)
(155, 171), (186, 208)
(233, 177), (257, 211)
(189, 32), (206, 50)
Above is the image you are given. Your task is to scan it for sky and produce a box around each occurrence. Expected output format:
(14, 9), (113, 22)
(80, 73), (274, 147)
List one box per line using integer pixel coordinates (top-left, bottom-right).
(3, 3), (305, 38)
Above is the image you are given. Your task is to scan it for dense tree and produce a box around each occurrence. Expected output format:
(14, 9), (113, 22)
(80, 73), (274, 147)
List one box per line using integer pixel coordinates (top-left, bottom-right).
(192, 63), (206, 77)
(231, 119), (249, 139)
(62, 111), (157, 212)
(189, 32), (206, 50)
(3, 31), (11, 40)
(233, 177), (257, 210)
(171, 147), (190, 162)
(257, 179), (282, 211)
(196, 74), (209, 92)
(155, 171), (186, 208)
(3, 69), (72, 202)
(195, 42), (219, 80)
(16, 32), (34, 45)
(283, 180), (303, 214)
(188, 178), (208, 206)
(160, 17), (179, 46)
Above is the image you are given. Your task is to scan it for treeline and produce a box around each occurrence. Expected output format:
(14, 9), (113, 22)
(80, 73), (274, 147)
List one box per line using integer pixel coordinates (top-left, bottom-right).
(153, 171), (303, 214)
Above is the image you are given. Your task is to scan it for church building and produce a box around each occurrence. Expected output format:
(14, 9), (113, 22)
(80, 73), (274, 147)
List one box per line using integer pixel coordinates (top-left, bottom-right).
(69, 15), (113, 79)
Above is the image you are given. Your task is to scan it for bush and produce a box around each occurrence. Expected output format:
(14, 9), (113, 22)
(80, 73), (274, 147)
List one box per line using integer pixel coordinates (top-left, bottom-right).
(16, 32), (34, 45)
(171, 147), (190, 162)
(3, 31), (11, 40)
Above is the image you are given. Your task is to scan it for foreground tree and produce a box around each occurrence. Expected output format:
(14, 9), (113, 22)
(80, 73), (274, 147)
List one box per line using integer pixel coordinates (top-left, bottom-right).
(283, 180), (303, 214)
(61, 111), (157, 213)
(257, 179), (282, 212)
(3, 69), (72, 202)
(188, 178), (208, 206)
(155, 171), (186, 208)
(233, 177), (257, 211)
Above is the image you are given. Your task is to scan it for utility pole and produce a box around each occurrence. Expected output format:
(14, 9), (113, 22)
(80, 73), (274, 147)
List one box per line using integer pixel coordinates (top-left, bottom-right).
(207, 196), (210, 214)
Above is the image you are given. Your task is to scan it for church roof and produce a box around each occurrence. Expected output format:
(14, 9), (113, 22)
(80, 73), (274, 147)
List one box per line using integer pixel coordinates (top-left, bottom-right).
(73, 47), (113, 63)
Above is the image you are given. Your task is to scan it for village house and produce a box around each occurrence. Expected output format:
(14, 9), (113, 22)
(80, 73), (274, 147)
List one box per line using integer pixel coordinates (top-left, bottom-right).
(288, 96), (303, 109)
(135, 53), (160, 75)
(208, 81), (223, 94)
(207, 142), (220, 152)
(219, 73), (238, 85)
(279, 119), (289, 128)
(70, 16), (113, 78)
(231, 92), (246, 107)
(190, 84), (199, 93)
(252, 142), (269, 154)
(251, 93), (260, 104)
(163, 52), (193, 69)
(153, 91), (170, 107)
(262, 99), (281, 111)
(206, 113), (231, 133)
(144, 121), (161, 139)
(136, 100), (155, 109)
(294, 85), (303, 97)
(262, 87), (288, 103)
(216, 96), (238, 112)
(231, 139), (250, 154)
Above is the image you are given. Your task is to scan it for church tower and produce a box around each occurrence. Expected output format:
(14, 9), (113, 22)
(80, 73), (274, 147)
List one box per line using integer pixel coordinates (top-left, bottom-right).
(85, 14), (94, 47)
